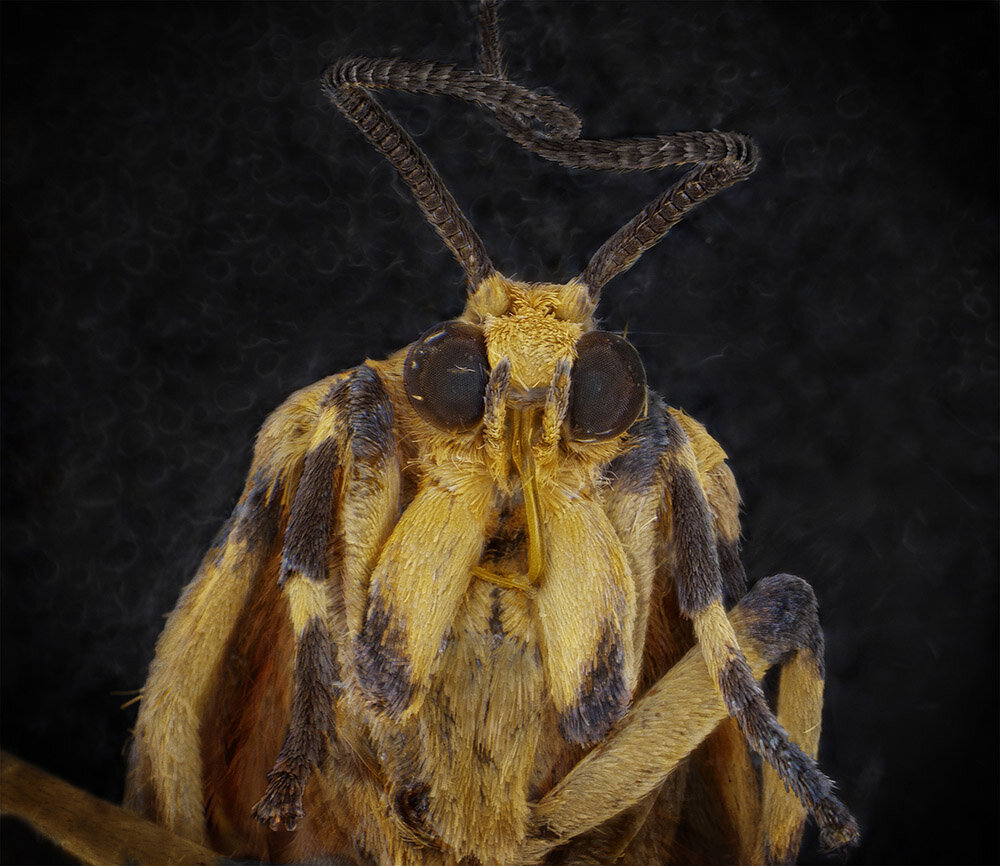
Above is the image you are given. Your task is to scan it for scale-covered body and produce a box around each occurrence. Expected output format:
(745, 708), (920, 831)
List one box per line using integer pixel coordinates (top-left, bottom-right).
(127, 3), (858, 863)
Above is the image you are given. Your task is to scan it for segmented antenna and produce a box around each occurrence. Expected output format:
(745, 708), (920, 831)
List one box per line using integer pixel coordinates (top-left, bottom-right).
(324, 0), (757, 304)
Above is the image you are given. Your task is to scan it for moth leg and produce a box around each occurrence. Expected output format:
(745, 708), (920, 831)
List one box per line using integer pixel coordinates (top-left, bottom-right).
(249, 585), (339, 832)
(126, 377), (336, 843)
(4, 751), (224, 866)
(752, 576), (828, 865)
(597, 401), (745, 861)
(336, 363), (402, 641)
(252, 365), (398, 831)
(668, 406), (747, 607)
(356, 466), (493, 718)
(525, 572), (828, 860)
(670, 409), (757, 861)
(658, 411), (858, 851)
(524, 357), (641, 744)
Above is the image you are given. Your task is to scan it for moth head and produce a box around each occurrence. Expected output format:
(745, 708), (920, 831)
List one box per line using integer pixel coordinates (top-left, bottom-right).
(468, 272), (588, 393)
(328, 10), (755, 446)
(404, 272), (646, 443)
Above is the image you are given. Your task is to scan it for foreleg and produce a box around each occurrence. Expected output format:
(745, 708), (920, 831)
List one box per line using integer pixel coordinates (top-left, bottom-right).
(126, 376), (336, 842)
(656, 411), (857, 850)
(253, 365), (400, 830)
(524, 573), (831, 862)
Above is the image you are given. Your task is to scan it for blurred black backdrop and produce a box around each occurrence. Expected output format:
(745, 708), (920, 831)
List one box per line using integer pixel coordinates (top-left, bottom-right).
(2, 2), (997, 864)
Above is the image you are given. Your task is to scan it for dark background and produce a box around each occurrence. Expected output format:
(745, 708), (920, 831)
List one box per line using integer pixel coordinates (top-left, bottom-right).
(2, 2), (996, 864)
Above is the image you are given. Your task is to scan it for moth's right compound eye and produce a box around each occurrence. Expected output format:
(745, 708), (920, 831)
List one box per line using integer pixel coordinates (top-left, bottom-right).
(404, 321), (490, 431)
(568, 331), (647, 441)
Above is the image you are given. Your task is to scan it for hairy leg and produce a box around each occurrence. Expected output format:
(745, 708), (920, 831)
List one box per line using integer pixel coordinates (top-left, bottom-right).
(524, 572), (837, 861)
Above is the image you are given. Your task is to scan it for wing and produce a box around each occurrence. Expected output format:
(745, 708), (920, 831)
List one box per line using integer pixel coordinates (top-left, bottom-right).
(126, 362), (402, 862)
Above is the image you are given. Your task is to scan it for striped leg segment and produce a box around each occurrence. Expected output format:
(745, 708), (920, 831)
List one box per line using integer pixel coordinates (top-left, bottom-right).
(253, 366), (398, 831)
(667, 407), (747, 608)
(658, 411), (859, 850)
(525, 571), (847, 859)
(126, 377), (336, 843)
(356, 477), (493, 720)
(251, 607), (339, 831)
(745, 574), (832, 863)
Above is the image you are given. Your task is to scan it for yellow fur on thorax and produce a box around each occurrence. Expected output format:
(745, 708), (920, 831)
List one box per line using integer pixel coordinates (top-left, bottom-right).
(359, 312), (646, 860)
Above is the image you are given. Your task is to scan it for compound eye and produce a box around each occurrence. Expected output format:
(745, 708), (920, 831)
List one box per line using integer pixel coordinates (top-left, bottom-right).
(569, 331), (646, 441)
(404, 321), (490, 431)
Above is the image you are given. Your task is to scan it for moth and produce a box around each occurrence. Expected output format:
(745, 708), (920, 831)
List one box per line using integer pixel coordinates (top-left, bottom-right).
(126, 3), (859, 864)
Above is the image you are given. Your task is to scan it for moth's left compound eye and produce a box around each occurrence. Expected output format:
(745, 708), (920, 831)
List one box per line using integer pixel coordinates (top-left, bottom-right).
(569, 331), (647, 441)
(405, 321), (490, 431)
